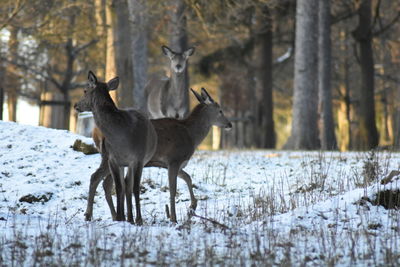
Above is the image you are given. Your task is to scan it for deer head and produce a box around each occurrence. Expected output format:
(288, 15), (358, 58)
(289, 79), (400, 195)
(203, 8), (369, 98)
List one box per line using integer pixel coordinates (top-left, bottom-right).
(162, 45), (195, 74)
(74, 71), (119, 112)
(191, 88), (232, 130)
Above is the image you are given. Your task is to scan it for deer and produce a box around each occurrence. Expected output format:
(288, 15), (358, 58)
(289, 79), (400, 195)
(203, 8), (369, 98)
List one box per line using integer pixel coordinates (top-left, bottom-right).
(74, 71), (157, 224)
(146, 45), (195, 119)
(84, 88), (232, 223)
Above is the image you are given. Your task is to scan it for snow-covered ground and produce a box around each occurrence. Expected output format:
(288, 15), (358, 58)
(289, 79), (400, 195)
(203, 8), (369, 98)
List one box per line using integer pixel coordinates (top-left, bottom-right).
(0, 121), (399, 266)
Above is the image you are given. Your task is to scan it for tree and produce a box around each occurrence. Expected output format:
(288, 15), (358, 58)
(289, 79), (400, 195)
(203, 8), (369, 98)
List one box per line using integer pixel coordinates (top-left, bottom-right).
(127, 0), (148, 111)
(352, 0), (379, 149)
(111, 0), (134, 108)
(318, 0), (337, 150)
(285, 0), (320, 149)
(253, 4), (275, 148)
(5, 26), (19, 122)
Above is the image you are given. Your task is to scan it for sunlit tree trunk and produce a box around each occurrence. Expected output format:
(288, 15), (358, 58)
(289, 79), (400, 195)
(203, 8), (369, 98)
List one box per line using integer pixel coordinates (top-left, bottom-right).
(6, 26), (19, 122)
(352, 0), (379, 149)
(105, 0), (118, 102)
(94, 0), (107, 79)
(285, 0), (320, 149)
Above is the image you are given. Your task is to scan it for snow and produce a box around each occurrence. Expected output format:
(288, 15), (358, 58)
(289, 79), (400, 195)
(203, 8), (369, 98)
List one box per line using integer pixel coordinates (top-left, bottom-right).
(0, 120), (400, 266)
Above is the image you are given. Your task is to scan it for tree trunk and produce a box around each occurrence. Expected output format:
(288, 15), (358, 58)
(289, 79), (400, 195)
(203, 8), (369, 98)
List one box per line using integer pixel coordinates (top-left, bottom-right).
(352, 0), (379, 149)
(112, 0), (134, 108)
(127, 0), (148, 111)
(6, 26), (19, 122)
(94, 0), (107, 79)
(169, 0), (189, 115)
(253, 5), (275, 148)
(285, 0), (320, 150)
(105, 0), (118, 103)
(392, 84), (400, 149)
(0, 87), (4, 120)
(318, 0), (337, 150)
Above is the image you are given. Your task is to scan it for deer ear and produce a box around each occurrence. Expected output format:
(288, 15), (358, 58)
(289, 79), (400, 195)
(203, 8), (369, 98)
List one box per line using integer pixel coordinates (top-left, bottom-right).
(162, 45), (174, 58)
(183, 47), (195, 58)
(88, 71), (97, 87)
(107, 77), (119, 91)
(201, 87), (214, 104)
(190, 88), (203, 103)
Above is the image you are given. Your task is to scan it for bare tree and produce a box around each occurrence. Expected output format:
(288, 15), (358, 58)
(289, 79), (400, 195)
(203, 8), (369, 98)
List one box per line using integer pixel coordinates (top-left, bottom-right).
(5, 26), (19, 122)
(351, 0), (379, 149)
(111, 0), (134, 108)
(127, 0), (148, 111)
(253, 5), (275, 148)
(285, 0), (320, 149)
(318, 0), (337, 150)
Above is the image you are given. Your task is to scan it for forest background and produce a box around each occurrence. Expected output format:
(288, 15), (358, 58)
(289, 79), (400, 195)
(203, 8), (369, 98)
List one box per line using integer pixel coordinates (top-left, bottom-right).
(0, 0), (399, 151)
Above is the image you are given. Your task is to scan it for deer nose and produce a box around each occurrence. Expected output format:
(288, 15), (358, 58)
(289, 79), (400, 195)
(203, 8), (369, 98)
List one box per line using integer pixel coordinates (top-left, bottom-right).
(226, 122), (232, 130)
(175, 113), (180, 119)
(176, 64), (182, 70)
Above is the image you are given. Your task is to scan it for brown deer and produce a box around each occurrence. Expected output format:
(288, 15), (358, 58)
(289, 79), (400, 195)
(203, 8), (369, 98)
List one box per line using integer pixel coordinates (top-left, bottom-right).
(146, 45), (195, 119)
(75, 71), (157, 224)
(84, 88), (232, 223)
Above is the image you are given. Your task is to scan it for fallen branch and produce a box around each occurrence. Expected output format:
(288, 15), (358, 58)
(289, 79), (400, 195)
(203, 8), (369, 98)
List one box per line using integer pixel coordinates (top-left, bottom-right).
(192, 212), (230, 230)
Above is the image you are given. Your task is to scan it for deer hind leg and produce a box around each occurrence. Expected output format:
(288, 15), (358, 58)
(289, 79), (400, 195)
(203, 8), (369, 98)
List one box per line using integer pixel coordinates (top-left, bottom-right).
(109, 161), (125, 221)
(177, 170), (197, 213)
(125, 167), (134, 223)
(103, 174), (116, 220)
(168, 163), (180, 223)
(132, 163), (144, 225)
(84, 154), (109, 221)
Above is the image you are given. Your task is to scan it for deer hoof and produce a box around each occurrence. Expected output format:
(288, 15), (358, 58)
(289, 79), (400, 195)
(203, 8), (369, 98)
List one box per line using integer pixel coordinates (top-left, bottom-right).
(84, 212), (92, 221)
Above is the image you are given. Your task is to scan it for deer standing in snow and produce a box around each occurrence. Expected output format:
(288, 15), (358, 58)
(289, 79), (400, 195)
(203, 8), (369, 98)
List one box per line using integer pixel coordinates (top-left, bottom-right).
(75, 71), (157, 224)
(84, 88), (232, 223)
(146, 45), (195, 119)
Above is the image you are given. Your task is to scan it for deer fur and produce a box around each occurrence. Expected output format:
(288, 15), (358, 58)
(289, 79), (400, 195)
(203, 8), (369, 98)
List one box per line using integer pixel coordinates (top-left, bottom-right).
(146, 45), (195, 119)
(84, 88), (232, 223)
(75, 71), (157, 224)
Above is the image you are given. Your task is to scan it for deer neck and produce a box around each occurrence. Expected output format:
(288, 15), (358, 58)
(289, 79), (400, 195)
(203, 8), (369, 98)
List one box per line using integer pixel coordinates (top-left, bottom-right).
(169, 71), (185, 98)
(91, 93), (120, 139)
(184, 104), (212, 147)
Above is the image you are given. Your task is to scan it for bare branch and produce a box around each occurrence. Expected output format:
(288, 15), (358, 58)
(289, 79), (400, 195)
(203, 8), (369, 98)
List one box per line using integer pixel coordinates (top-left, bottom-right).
(0, 0), (26, 31)
(72, 39), (99, 57)
(373, 11), (400, 37)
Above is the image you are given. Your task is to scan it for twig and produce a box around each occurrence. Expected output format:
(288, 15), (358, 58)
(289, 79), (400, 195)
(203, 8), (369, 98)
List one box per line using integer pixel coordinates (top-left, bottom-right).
(65, 210), (81, 225)
(192, 212), (230, 230)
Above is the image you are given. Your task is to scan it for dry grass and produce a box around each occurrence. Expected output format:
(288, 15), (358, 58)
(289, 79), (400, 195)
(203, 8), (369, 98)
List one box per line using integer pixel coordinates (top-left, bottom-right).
(1, 150), (400, 266)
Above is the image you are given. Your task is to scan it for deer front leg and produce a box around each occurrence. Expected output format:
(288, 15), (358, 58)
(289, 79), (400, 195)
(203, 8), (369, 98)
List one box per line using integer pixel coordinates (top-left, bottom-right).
(109, 161), (125, 221)
(168, 163), (180, 223)
(85, 154), (109, 221)
(132, 163), (144, 225)
(103, 174), (116, 220)
(125, 167), (134, 223)
(177, 170), (197, 213)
